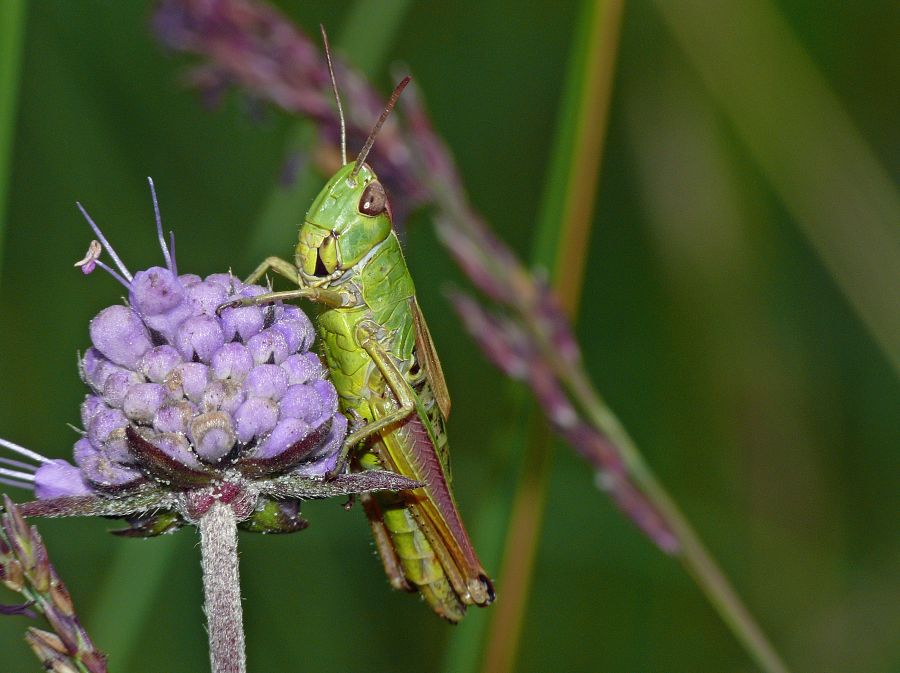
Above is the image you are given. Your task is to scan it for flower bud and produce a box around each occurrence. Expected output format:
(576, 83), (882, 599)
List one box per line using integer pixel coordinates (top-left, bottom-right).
(36, 253), (348, 524)
(89, 306), (153, 369)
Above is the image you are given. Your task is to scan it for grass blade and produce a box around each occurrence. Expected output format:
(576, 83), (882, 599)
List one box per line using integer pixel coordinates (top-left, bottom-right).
(653, 0), (900, 374)
(476, 2), (624, 672)
(0, 0), (27, 278)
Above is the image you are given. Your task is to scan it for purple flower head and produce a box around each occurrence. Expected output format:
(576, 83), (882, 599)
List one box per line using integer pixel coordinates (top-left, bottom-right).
(1, 180), (419, 535)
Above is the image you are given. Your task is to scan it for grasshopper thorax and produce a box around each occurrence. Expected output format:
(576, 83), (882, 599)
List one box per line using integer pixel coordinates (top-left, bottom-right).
(295, 161), (393, 284)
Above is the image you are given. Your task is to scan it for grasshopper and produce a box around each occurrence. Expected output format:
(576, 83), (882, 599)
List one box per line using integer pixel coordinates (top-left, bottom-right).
(219, 32), (494, 621)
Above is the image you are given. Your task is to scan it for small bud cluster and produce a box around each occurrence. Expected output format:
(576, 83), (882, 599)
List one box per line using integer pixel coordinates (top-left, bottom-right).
(39, 267), (345, 500)
(0, 496), (107, 672)
(5, 185), (354, 536)
(33, 259), (348, 527)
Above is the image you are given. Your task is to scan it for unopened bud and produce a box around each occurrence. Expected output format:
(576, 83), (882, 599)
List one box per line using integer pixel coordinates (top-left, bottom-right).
(50, 579), (76, 617)
(1, 558), (25, 591)
(25, 628), (73, 671)
(29, 528), (51, 593)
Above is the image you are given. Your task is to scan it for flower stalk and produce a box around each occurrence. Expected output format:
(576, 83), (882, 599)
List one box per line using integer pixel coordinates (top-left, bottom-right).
(200, 500), (245, 673)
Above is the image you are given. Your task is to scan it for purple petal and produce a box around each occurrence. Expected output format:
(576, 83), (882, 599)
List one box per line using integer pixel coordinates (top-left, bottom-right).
(312, 379), (339, 414)
(255, 418), (311, 460)
(280, 352), (324, 385)
(243, 364), (289, 400)
(279, 384), (324, 422)
(219, 303), (265, 343)
(200, 379), (225, 410)
(101, 369), (143, 408)
(145, 431), (206, 471)
(272, 314), (313, 354)
(201, 380), (245, 415)
(87, 408), (128, 450)
(240, 285), (268, 299)
(239, 418), (335, 478)
(210, 342), (253, 382)
(79, 451), (144, 492)
(129, 266), (185, 316)
(185, 280), (227, 315)
(281, 304), (307, 322)
(126, 428), (211, 486)
(153, 401), (196, 434)
(80, 395), (107, 429)
(140, 300), (194, 343)
(165, 362), (210, 402)
(247, 327), (291, 365)
(317, 412), (347, 458)
(102, 427), (133, 464)
(175, 314), (225, 362)
(34, 460), (93, 499)
(139, 345), (184, 383)
(80, 348), (116, 390)
(204, 273), (243, 295)
(293, 413), (347, 476)
(123, 383), (168, 423)
(73, 437), (97, 469)
(234, 397), (278, 443)
(89, 305), (153, 369)
(189, 411), (236, 463)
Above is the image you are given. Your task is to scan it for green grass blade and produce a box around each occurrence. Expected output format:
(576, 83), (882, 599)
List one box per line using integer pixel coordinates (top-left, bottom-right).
(0, 0), (27, 278)
(245, 122), (319, 265)
(441, 2), (625, 672)
(337, 0), (411, 73)
(653, 0), (900, 374)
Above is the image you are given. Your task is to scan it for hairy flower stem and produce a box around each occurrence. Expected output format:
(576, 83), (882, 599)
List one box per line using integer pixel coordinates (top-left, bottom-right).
(200, 502), (246, 673)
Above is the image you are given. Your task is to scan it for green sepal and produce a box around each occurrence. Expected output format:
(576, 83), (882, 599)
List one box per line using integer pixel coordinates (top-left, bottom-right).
(239, 498), (308, 534)
(109, 511), (183, 538)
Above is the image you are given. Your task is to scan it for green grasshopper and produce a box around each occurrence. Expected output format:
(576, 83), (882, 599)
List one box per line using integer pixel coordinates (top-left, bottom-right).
(219, 35), (494, 622)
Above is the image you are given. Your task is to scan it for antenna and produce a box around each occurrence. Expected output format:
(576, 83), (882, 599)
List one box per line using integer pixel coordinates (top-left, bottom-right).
(351, 75), (411, 180)
(320, 24), (347, 166)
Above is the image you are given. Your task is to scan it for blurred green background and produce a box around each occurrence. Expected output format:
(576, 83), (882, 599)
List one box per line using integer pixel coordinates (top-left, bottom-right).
(1, 1), (897, 672)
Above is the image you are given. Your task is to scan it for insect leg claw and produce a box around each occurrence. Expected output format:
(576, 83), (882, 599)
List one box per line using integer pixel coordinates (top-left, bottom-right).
(347, 409), (367, 434)
(215, 298), (245, 316)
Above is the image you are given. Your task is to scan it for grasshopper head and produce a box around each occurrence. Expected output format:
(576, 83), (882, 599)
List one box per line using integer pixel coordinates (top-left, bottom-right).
(295, 161), (393, 282)
(294, 47), (409, 284)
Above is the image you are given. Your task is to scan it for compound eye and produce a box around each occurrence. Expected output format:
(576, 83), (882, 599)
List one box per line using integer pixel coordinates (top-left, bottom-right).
(359, 181), (386, 216)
